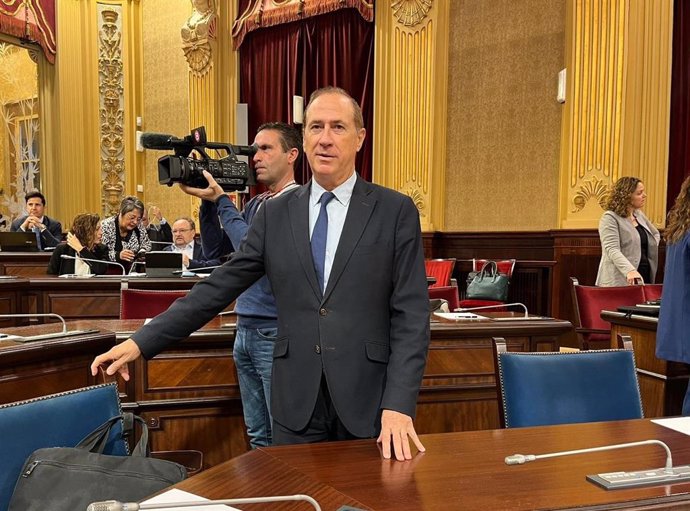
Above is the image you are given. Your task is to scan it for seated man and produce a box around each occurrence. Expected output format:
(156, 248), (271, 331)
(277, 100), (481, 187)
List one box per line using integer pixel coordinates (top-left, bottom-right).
(143, 205), (173, 246)
(164, 216), (220, 270)
(10, 191), (62, 248)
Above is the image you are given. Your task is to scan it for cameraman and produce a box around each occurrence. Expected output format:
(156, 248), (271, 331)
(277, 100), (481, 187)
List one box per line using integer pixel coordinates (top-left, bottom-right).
(179, 122), (301, 448)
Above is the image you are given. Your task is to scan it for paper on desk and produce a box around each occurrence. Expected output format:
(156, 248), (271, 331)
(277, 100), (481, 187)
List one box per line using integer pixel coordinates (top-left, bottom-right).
(433, 312), (488, 320)
(141, 488), (240, 510)
(651, 417), (690, 436)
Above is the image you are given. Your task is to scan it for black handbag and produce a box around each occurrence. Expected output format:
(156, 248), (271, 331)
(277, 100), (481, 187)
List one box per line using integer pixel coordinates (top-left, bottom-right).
(9, 414), (187, 511)
(466, 260), (510, 301)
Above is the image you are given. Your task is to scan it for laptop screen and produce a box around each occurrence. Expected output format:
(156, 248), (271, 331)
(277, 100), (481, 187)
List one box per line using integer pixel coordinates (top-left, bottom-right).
(145, 251), (183, 278)
(0, 231), (39, 252)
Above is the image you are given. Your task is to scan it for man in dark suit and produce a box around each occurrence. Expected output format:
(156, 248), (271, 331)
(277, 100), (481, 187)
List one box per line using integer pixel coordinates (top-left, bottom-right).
(163, 216), (219, 270)
(91, 87), (430, 461)
(142, 205), (173, 248)
(10, 191), (62, 248)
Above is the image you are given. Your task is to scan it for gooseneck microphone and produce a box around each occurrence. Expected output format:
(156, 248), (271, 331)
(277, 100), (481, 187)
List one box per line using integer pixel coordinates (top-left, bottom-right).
(505, 439), (690, 489)
(60, 254), (126, 275)
(0, 313), (67, 333)
(172, 264), (223, 275)
(456, 302), (529, 318)
(87, 494), (322, 510)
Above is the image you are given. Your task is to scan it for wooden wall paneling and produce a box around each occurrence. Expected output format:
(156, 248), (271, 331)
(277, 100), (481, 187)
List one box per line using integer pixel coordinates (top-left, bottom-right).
(0, 253), (52, 276)
(0, 278), (27, 327)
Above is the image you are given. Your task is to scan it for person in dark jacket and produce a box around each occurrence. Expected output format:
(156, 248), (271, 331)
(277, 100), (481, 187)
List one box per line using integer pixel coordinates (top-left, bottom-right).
(11, 191), (63, 249)
(657, 176), (690, 414)
(48, 213), (108, 275)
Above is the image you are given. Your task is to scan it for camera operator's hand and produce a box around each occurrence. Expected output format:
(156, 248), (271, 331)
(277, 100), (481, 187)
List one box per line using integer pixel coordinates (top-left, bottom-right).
(120, 248), (135, 262)
(179, 170), (225, 202)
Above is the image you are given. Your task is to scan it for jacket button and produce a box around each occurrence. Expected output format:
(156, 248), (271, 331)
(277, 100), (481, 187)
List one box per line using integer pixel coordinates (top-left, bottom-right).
(319, 308), (327, 316)
(315, 345), (321, 354)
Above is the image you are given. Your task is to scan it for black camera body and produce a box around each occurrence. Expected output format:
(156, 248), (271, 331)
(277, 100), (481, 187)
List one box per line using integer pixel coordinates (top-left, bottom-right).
(142, 127), (258, 192)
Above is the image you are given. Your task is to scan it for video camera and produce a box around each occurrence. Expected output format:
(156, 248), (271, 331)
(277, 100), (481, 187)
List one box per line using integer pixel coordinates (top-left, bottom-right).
(140, 126), (258, 192)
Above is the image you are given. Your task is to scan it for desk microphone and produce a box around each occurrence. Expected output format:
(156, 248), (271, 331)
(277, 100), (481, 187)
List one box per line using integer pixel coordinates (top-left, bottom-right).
(172, 264), (223, 275)
(0, 313), (97, 343)
(61, 254), (126, 275)
(87, 494), (322, 510)
(505, 439), (690, 489)
(456, 302), (529, 318)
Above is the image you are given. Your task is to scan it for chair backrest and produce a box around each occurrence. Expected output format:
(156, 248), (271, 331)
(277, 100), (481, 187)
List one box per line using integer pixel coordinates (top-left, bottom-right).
(425, 258), (456, 288)
(120, 288), (189, 319)
(0, 383), (128, 510)
(473, 258), (516, 278)
(493, 337), (643, 428)
(642, 284), (663, 302)
(570, 278), (646, 332)
(428, 286), (460, 311)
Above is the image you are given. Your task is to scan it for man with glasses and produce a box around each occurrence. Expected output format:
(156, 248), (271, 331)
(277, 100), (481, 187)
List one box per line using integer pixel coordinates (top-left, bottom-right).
(164, 216), (219, 270)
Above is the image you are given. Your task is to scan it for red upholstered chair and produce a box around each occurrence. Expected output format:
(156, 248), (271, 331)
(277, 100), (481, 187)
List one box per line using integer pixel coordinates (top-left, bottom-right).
(642, 284), (663, 302)
(119, 289), (189, 319)
(425, 258), (456, 288)
(570, 277), (646, 350)
(458, 259), (516, 310)
(428, 286), (460, 311)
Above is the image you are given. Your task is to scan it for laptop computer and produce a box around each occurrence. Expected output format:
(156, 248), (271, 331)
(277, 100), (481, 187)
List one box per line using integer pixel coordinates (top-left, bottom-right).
(0, 231), (39, 252)
(145, 251), (183, 278)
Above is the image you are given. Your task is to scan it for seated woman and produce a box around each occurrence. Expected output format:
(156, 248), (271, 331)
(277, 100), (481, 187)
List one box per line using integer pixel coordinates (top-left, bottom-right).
(101, 196), (151, 271)
(47, 213), (108, 275)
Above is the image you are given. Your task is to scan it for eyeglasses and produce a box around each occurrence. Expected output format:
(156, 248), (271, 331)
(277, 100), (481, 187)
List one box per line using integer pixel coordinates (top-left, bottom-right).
(172, 229), (193, 234)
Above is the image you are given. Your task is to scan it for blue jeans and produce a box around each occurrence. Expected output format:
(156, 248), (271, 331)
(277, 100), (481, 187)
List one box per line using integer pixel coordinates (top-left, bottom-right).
(233, 324), (276, 448)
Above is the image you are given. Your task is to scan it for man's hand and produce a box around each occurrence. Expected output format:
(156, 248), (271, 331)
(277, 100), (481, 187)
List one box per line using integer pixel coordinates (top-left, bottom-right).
(376, 409), (425, 461)
(149, 205), (163, 221)
(90, 339), (141, 381)
(179, 170), (225, 202)
(22, 215), (44, 231)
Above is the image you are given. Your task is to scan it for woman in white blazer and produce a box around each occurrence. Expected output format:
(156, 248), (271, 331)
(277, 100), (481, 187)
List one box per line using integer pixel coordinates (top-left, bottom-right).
(596, 177), (660, 287)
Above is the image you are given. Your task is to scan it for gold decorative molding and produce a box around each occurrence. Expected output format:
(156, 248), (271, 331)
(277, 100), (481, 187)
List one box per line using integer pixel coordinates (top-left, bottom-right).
(558, 0), (673, 228)
(98, 4), (125, 217)
(572, 176), (609, 213)
(392, 0), (432, 27)
(373, 0), (448, 232)
(181, 0), (217, 77)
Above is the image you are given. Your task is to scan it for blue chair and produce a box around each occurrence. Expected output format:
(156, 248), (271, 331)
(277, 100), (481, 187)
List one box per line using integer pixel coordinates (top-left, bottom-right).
(0, 383), (128, 511)
(493, 336), (643, 428)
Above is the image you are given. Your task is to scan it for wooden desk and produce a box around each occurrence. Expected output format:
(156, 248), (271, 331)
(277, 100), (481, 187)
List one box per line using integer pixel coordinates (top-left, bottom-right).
(0, 276), (28, 328)
(173, 419), (690, 511)
(0, 315), (572, 472)
(602, 311), (690, 418)
(0, 251), (52, 276)
(0, 324), (115, 403)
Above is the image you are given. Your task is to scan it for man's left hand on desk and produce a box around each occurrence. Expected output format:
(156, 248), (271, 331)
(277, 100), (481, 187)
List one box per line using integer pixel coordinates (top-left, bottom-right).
(377, 409), (425, 461)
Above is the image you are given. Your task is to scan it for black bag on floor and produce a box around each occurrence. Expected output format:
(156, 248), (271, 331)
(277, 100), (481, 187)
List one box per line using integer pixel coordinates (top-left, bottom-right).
(8, 414), (187, 511)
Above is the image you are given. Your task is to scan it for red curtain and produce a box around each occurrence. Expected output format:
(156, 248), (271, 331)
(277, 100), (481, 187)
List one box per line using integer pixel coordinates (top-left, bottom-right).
(667, 0), (690, 210)
(238, 8), (374, 187)
(0, 0), (56, 63)
(301, 8), (374, 183)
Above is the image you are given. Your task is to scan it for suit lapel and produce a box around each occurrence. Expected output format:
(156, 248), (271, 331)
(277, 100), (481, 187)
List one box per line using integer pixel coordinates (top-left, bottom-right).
(289, 184), (322, 299)
(323, 177), (377, 301)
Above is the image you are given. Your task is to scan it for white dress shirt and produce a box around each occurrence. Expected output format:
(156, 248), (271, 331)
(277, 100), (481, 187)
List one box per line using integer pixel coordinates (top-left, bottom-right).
(309, 171), (357, 291)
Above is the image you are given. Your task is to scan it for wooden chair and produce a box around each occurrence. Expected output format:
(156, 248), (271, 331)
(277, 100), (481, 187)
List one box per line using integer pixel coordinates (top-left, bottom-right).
(493, 335), (643, 428)
(570, 277), (646, 350)
(120, 288), (189, 319)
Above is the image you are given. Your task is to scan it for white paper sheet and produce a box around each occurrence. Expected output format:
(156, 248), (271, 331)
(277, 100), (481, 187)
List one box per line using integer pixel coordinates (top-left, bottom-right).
(433, 312), (488, 321)
(141, 488), (240, 510)
(651, 417), (690, 436)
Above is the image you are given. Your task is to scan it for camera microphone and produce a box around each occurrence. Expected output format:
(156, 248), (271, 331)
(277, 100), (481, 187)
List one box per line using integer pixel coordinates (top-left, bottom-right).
(140, 132), (189, 150)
